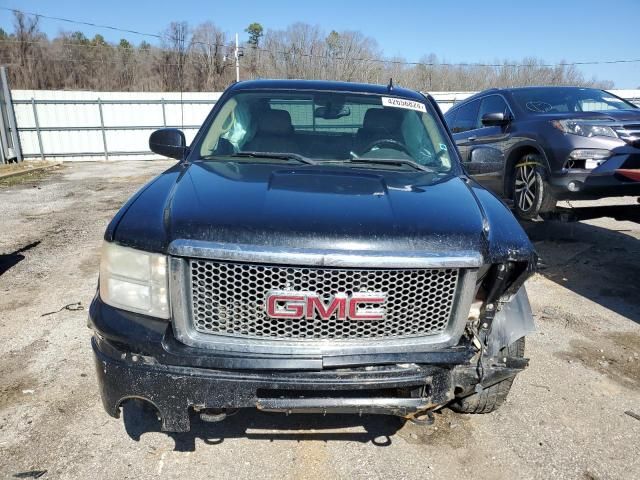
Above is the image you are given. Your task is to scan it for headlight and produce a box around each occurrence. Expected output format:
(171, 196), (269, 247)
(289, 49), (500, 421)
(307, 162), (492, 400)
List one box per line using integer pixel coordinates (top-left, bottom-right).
(99, 242), (169, 318)
(552, 119), (617, 138)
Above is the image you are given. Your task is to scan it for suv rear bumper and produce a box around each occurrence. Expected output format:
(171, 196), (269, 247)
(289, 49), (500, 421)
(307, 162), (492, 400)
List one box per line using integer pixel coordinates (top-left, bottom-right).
(92, 334), (525, 432)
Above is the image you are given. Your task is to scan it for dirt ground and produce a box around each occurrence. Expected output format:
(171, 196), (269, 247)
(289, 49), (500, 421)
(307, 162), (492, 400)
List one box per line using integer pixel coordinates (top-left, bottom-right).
(0, 161), (638, 480)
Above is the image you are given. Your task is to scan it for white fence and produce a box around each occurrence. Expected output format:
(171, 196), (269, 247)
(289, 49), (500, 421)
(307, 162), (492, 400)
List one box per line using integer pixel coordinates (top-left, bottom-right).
(11, 91), (221, 161)
(10, 89), (640, 162)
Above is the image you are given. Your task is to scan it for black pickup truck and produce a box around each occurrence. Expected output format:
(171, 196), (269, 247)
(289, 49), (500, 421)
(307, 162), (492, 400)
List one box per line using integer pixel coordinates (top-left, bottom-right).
(90, 80), (536, 432)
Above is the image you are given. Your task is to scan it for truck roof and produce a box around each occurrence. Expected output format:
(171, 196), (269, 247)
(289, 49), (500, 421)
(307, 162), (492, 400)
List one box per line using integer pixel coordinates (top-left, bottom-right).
(229, 79), (426, 101)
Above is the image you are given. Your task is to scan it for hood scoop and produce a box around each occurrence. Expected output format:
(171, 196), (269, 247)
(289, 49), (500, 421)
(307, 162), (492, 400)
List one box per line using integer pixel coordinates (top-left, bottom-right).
(268, 169), (387, 196)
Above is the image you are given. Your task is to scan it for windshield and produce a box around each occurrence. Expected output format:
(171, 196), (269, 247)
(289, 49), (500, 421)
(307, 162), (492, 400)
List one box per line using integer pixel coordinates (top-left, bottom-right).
(512, 88), (638, 114)
(198, 90), (454, 172)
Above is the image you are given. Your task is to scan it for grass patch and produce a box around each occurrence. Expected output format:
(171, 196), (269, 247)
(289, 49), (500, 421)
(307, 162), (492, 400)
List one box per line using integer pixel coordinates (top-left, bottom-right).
(0, 163), (61, 187)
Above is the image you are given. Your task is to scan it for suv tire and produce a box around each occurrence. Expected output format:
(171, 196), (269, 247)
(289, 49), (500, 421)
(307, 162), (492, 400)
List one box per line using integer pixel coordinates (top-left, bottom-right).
(512, 154), (556, 220)
(450, 337), (525, 414)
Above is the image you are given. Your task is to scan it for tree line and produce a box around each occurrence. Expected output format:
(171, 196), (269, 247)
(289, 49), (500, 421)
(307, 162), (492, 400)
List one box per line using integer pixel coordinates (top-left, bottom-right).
(0, 11), (613, 92)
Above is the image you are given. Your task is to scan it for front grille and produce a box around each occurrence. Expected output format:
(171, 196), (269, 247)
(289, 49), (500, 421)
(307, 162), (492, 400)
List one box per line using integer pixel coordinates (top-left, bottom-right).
(188, 259), (459, 341)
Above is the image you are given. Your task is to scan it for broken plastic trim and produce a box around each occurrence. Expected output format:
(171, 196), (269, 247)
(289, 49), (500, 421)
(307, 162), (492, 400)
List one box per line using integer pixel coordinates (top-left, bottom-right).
(469, 261), (535, 363)
(485, 287), (535, 356)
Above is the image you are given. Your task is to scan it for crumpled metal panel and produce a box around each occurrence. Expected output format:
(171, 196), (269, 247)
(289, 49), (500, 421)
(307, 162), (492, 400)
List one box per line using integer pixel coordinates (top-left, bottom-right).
(486, 286), (535, 356)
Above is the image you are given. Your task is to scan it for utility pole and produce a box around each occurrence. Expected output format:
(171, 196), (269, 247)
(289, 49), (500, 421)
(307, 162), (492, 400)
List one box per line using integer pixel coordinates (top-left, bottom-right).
(234, 33), (240, 83)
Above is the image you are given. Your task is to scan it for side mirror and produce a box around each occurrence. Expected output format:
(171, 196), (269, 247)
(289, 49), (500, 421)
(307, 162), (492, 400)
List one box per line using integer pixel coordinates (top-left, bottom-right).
(481, 112), (510, 127)
(149, 128), (187, 160)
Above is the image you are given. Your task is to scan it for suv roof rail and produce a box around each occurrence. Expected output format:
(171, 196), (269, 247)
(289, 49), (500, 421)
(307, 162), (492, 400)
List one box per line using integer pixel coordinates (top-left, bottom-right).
(470, 87), (500, 98)
(450, 88), (502, 108)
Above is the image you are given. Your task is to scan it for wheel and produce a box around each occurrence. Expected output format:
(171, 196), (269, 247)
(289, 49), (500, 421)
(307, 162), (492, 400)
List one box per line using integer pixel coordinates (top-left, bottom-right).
(512, 154), (556, 220)
(450, 337), (525, 414)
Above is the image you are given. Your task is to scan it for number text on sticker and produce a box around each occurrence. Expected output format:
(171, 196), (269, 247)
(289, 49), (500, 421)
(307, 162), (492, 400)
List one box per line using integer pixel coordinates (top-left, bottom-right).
(381, 97), (426, 112)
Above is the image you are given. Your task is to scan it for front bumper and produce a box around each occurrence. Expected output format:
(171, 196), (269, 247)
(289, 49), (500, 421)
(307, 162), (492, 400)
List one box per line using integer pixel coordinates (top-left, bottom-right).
(548, 152), (640, 200)
(92, 335), (525, 432)
(89, 288), (533, 432)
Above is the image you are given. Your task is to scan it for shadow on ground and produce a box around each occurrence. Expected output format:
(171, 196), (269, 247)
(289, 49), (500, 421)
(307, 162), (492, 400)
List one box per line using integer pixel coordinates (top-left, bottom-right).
(122, 401), (406, 451)
(522, 219), (640, 325)
(0, 241), (40, 277)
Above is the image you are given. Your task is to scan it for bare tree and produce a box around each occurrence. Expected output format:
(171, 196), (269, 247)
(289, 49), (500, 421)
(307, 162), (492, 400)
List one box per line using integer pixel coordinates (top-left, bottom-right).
(1, 13), (616, 92)
(11, 11), (47, 89)
(156, 22), (190, 91)
(189, 22), (232, 90)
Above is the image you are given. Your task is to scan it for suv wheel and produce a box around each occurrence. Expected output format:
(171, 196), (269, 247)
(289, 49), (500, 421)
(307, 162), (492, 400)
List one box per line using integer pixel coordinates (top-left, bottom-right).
(512, 154), (556, 220)
(450, 337), (525, 414)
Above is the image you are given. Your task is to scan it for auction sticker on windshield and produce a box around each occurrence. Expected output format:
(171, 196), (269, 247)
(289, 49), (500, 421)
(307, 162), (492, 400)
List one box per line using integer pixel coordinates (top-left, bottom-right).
(382, 97), (426, 112)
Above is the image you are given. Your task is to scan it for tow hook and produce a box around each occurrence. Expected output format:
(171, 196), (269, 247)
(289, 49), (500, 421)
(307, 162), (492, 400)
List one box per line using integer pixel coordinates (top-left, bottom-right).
(408, 410), (435, 426)
(198, 408), (239, 423)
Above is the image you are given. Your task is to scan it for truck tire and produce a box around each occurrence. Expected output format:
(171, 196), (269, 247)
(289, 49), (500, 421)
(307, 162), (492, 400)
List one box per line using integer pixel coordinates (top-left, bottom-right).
(512, 154), (556, 220)
(450, 337), (525, 414)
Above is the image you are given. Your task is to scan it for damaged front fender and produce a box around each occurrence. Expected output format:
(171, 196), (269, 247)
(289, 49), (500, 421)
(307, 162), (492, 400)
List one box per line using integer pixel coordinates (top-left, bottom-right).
(486, 286), (535, 357)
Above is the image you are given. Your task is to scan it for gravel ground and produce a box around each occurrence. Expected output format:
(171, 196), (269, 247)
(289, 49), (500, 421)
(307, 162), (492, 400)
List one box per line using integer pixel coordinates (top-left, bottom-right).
(0, 161), (638, 480)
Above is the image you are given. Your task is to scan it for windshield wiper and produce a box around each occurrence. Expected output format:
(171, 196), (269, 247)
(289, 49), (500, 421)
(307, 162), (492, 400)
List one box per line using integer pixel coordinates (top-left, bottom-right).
(337, 157), (433, 172)
(230, 151), (318, 165)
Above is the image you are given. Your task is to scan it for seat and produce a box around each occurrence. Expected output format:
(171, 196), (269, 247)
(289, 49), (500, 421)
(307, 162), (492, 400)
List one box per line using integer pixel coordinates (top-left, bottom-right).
(243, 109), (298, 153)
(354, 108), (404, 153)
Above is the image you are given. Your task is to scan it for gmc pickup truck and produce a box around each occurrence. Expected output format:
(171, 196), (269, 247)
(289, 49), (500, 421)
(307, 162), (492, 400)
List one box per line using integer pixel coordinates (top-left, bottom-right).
(89, 80), (536, 432)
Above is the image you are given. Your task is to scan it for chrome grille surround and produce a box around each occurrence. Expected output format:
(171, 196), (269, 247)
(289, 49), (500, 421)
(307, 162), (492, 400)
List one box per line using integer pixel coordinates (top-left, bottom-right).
(189, 259), (459, 341)
(168, 240), (480, 355)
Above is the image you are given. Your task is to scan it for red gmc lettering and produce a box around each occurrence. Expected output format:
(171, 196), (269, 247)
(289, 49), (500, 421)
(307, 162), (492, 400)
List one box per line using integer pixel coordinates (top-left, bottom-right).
(266, 294), (305, 319)
(266, 291), (386, 321)
(305, 294), (347, 320)
(348, 294), (386, 321)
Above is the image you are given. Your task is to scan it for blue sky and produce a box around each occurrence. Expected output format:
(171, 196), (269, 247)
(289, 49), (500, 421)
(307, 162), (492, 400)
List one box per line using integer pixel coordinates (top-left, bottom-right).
(2, 0), (639, 88)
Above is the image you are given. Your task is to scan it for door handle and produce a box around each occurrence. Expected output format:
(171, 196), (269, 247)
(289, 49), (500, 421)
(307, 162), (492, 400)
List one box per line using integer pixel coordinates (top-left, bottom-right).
(468, 136), (477, 142)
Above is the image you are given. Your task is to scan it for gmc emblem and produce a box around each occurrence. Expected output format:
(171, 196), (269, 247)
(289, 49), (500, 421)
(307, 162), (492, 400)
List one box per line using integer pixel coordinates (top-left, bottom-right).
(265, 291), (387, 321)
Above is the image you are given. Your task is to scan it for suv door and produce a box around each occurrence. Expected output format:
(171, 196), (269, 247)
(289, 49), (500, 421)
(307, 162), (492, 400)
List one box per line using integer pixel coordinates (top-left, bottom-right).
(465, 95), (512, 193)
(450, 99), (481, 164)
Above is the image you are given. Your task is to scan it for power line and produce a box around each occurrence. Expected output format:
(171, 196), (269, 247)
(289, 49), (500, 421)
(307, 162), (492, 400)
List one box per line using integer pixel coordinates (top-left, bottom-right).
(0, 37), (231, 55)
(4, 37), (640, 70)
(3, 7), (640, 69)
(1, 7), (164, 40)
(257, 48), (640, 68)
(0, 7), (229, 50)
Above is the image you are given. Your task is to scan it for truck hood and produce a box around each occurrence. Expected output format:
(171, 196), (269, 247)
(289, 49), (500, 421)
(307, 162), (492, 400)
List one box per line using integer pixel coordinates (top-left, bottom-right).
(109, 161), (534, 263)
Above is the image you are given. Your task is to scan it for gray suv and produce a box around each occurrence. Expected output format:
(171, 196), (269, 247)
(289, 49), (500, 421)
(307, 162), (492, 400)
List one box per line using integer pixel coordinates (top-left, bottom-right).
(444, 87), (640, 219)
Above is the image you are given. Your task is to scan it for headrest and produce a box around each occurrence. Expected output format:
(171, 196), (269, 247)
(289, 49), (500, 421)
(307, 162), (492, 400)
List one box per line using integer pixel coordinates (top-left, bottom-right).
(362, 108), (403, 131)
(257, 109), (293, 135)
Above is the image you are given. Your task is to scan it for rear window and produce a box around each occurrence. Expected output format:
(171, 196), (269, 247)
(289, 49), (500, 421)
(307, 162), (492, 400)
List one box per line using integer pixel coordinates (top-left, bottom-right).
(268, 98), (381, 133)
